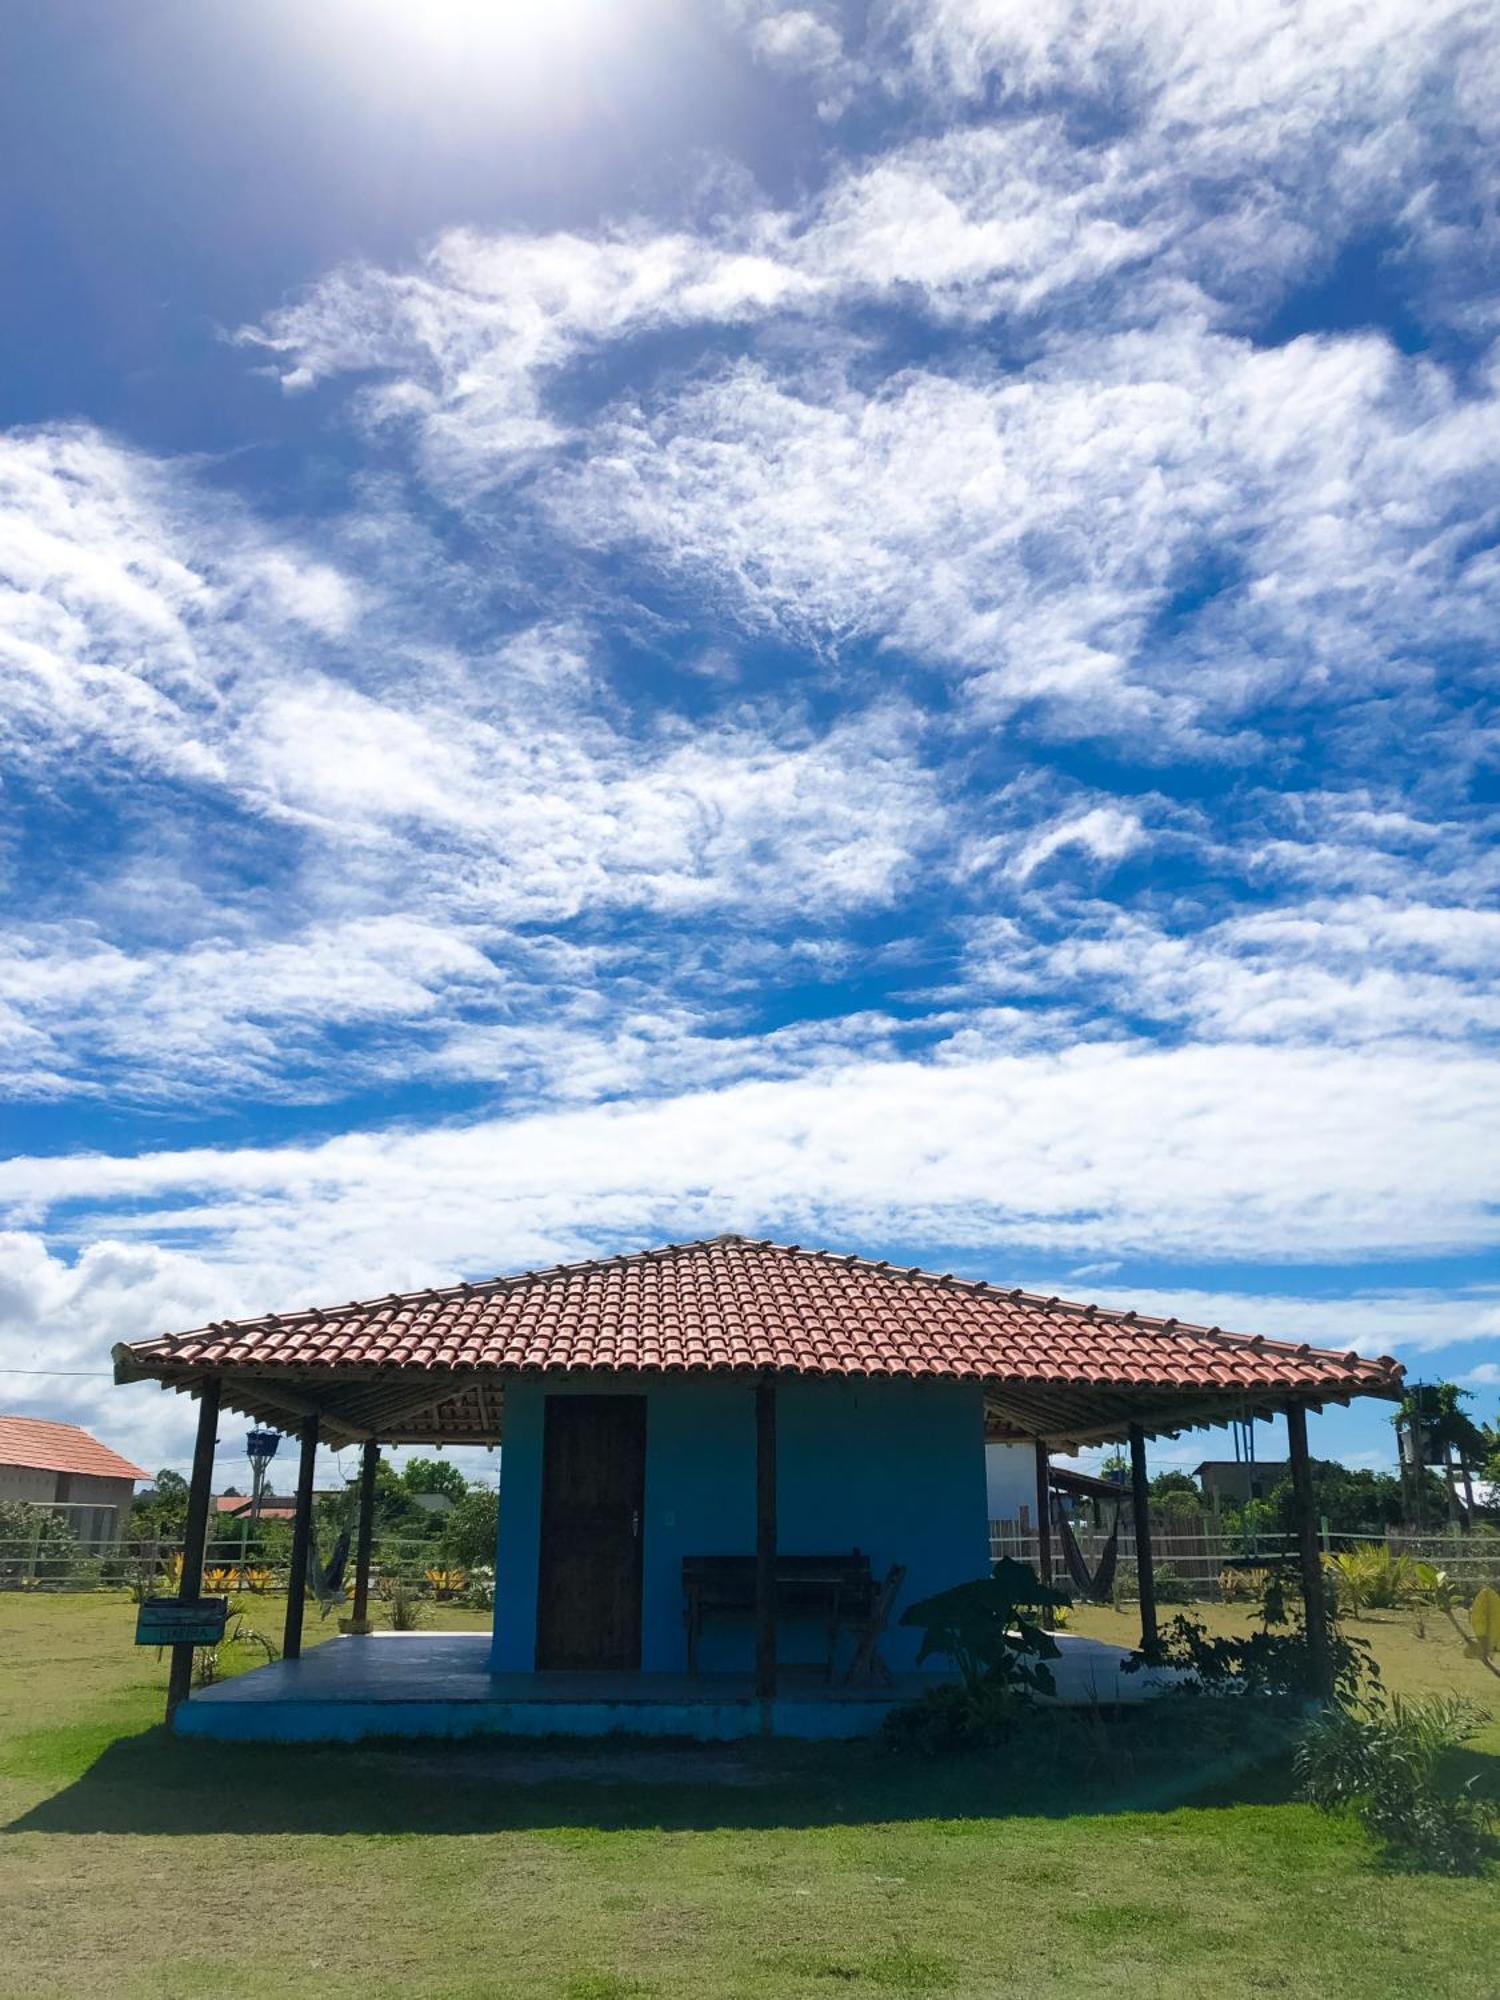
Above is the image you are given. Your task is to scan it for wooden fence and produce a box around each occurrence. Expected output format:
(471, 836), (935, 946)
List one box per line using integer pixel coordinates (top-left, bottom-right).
(990, 1514), (1500, 1594)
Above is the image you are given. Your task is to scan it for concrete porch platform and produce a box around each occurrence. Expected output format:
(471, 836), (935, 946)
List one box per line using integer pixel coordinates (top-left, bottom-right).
(174, 1632), (1185, 1743)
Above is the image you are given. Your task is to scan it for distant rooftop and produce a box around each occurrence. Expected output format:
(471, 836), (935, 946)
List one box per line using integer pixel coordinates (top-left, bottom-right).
(0, 1414), (145, 1482)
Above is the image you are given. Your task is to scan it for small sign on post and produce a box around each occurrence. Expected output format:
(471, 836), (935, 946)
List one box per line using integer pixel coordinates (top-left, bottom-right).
(135, 1596), (229, 1648)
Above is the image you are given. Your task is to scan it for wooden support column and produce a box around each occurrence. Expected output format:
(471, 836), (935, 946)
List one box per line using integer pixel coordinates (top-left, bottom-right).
(349, 1438), (379, 1634)
(1033, 1438), (1054, 1627)
(166, 1377), (221, 1720)
(1286, 1402), (1333, 1700)
(754, 1372), (778, 1705)
(1129, 1422), (1159, 1663)
(282, 1415), (319, 1661)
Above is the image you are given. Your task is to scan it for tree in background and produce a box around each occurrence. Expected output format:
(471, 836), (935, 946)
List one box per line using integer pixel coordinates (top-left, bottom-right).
(439, 1488), (500, 1571)
(1146, 1470), (1203, 1522)
(401, 1457), (469, 1504)
(130, 1469), (189, 1539)
(1267, 1460), (1444, 1538)
(1395, 1384), (1491, 1526)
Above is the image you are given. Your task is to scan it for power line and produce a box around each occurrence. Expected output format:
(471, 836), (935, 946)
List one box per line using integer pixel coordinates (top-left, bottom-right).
(0, 1367), (115, 1377)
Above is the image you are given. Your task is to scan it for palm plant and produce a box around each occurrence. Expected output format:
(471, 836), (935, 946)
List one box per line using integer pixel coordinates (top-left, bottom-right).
(1325, 1546), (1421, 1614)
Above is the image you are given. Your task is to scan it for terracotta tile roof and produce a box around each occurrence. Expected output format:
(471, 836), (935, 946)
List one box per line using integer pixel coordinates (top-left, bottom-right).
(0, 1414), (146, 1482)
(116, 1234), (1401, 1403)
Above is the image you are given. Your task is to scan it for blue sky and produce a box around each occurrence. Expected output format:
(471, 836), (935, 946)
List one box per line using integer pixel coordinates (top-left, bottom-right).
(2, 0), (1498, 1490)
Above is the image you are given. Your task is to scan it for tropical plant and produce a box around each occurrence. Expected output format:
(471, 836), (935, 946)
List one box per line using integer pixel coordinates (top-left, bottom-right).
(423, 1566), (466, 1600)
(1217, 1567), (1271, 1603)
(1297, 1693), (1494, 1874)
(898, 1558), (1070, 1696)
(885, 1559), (1071, 1751)
(1324, 1546), (1423, 1615)
(190, 1597), (278, 1689)
(1394, 1383), (1491, 1524)
(883, 1677), (1027, 1752)
(385, 1578), (430, 1631)
(1425, 1582), (1500, 1681)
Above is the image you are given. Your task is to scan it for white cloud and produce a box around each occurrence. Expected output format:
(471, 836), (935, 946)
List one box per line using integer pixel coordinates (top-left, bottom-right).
(973, 894), (1500, 1046)
(1008, 806), (1144, 883)
(4, 1033), (1497, 1466)
(557, 325), (1500, 735)
(4, 1039), (1497, 1270)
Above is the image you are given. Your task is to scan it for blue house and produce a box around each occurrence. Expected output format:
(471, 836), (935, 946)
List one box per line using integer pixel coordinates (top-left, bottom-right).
(114, 1235), (1402, 1740)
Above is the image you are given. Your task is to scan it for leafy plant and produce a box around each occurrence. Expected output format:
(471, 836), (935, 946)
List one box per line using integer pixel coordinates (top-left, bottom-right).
(1132, 1571), (1376, 1708)
(460, 1564), (495, 1610)
(1297, 1694), (1494, 1874)
(1111, 1559), (1194, 1608)
(887, 1558), (1073, 1745)
(190, 1596), (278, 1689)
(1217, 1567), (1271, 1604)
(883, 1678), (1027, 1752)
(439, 1487), (500, 1571)
(385, 1578), (430, 1631)
(0, 1501), (80, 1587)
(1423, 1581), (1500, 1681)
(1324, 1546), (1422, 1614)
(899, 1558), (1071, 1695)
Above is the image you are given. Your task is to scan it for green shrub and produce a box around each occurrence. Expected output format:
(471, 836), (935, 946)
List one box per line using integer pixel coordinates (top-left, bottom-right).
(1111, 1560), (1194, 1607)
(0, 1501), (79, 1586)
(439, 1488), (499, 1571)
(1134, 1582), (1377, 1708)
(1218, 1566), (1271, 1603)
(883, 1678), (1027, 1751)
(885, 1559), (1070, 1751)
(1325, 1547), (1423, 1614)
(1297, 1694), (1494, 1875)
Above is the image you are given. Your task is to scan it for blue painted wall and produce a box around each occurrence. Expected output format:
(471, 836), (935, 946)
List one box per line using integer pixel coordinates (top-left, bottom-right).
(490, 1372), (990, 1675)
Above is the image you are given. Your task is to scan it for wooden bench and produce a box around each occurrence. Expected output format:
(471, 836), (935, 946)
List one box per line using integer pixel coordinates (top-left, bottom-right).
(682, 1551), (884, 1680)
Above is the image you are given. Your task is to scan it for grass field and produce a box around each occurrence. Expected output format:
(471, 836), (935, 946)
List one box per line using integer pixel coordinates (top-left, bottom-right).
(0, 1594), (1496, 2000)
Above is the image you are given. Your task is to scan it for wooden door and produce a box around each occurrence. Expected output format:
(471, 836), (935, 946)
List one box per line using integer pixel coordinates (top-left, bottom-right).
(535, 1395), (646, 1670)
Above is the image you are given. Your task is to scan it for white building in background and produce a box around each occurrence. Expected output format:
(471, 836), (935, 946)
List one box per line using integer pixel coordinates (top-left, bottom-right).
(985, 1440), (1038, 1522)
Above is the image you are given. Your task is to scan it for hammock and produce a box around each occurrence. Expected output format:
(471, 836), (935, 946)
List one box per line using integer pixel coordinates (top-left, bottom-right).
(1055, 1499), (1121, 1602)
(307, 1484), (355, 1618)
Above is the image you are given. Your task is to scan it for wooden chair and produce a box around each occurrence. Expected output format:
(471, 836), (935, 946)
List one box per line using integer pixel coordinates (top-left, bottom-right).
(842, 1562), (906, 1686)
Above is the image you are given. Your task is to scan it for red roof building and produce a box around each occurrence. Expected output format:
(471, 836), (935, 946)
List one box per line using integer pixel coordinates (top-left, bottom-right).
(0, 1414), (145, 1483)
(115, 1236), (1402, 1727)
(0, 1414), (146, 1539)
(116, 1233), (1401, 1451)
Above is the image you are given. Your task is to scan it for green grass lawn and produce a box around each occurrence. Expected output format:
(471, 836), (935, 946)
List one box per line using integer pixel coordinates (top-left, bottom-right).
(1, 1594), (1497, 2000)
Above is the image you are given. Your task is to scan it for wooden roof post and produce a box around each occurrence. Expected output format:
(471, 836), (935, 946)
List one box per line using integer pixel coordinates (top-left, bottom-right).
(1129, 1423), (1159, 1662)
(166, 1376), (221, 1722)
(349, 1437), (379, 1634)
(283, 1414), (320, 1661)
(1285, 1402), (1333, 1700)
(1033, 1438), (1054, 1628)
(754, 1371), (778, 1711)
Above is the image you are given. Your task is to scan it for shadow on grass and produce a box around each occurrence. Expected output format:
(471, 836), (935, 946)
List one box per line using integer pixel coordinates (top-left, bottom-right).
(4, 1700), (1348, 1837)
